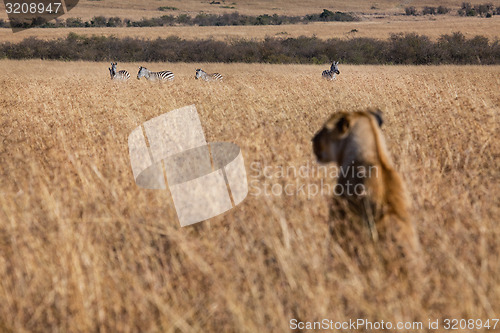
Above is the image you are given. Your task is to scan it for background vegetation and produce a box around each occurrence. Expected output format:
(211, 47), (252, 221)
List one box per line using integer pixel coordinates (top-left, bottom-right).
(1, 32), (499, 64)
(1, 10), (358, 30)
(457, 2), (500, 16)
(404, 3), (500, 16)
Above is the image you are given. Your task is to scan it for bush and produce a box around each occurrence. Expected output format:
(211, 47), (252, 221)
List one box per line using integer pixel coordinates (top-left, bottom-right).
(158, 6), (178, 11)
(304, 9), (358, 21)
(422, 7), (437, 15)
(65, 18), (85, 27)
(461, 2), (473, 11)
(106, 17), (123, 27)
(458, 2), (473, 16)
(437, 6), (450, 14)
(457, 2), (493, 16)
(387, 33), (438, 64)
(176, 14), (191, 24)
(475, 3), (494, 16)
(90, 16), (107, 27)
(436, 32), (495, 63)
(405, 7), (417, 15)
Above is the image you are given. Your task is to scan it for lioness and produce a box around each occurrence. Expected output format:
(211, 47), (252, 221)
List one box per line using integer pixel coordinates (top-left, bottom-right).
(312, 109), (419, 259)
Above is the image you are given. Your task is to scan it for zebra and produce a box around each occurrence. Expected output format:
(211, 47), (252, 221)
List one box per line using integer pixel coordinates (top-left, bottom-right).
(109, 62), (130, 81)
(322, 61), (340, 80)
(137, 66), (174, 81)
(195, 69), (223, 81)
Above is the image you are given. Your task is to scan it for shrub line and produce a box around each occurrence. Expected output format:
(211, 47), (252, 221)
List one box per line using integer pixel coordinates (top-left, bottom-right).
(0, 32), (499, 65)
(1, 10), (358, 29)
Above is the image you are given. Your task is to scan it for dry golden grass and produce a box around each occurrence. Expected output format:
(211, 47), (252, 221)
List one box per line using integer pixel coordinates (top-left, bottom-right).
(1, 0), (500, 44)
(3, 0), (500, 20)
(2, 16), (500, 43)
(0, 60), (499, 332)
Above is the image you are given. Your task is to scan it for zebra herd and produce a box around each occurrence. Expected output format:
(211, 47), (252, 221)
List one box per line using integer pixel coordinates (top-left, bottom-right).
(108, 62), (223, 82)
(108, 61), (341, 82)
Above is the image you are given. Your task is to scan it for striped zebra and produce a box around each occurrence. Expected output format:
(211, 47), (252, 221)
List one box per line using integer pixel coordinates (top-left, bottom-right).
(137, 66), (174, 81)
(322, 61), (340, 80)
(109, 62), (130, 81)
(195, 69), (223, 81)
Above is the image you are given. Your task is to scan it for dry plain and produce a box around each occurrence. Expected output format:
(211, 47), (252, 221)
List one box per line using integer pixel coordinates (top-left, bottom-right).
(0, 0), (500, 48)
(0, 60), (499, 332)
(2, 0), (500, 44)
(2, 16), (500, 43)
(1, 0), (499, 19)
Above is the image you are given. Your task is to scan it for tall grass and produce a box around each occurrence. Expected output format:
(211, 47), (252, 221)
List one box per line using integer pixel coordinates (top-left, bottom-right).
(0, 60), (499, 332)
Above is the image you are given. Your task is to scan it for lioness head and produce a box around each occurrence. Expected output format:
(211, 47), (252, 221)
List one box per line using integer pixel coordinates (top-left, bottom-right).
(312, 109), (384, 164)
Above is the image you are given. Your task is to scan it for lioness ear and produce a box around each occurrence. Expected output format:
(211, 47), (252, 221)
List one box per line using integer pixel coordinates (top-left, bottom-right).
(336, 116), (350, 134)
(369, 109), (384, 127)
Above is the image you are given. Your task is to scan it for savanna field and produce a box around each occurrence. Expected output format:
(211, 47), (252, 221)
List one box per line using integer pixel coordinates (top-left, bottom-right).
(0, 60), (499, 332)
